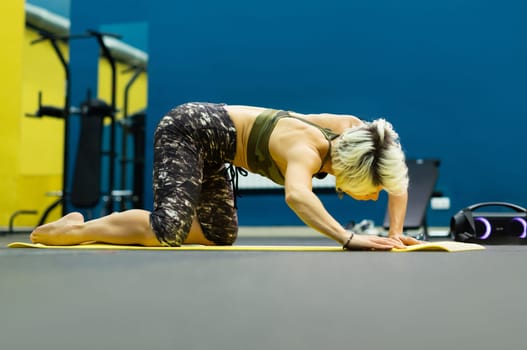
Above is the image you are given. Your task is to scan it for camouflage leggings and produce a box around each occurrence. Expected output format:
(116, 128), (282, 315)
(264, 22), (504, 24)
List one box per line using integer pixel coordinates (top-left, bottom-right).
(150, 102), (238, 246)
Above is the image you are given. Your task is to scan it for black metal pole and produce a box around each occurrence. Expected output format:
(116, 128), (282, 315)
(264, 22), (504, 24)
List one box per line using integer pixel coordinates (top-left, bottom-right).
(49, 39), (70, 216)
(91, 31), (118, 213)
(120, 67), (144, 210)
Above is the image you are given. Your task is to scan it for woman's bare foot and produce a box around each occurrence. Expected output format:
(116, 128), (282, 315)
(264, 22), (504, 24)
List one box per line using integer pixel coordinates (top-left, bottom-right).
(30, 212), (86, 245)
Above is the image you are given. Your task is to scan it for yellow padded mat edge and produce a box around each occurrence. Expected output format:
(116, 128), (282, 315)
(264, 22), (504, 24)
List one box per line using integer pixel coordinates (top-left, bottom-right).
(7, 241), (485, 252)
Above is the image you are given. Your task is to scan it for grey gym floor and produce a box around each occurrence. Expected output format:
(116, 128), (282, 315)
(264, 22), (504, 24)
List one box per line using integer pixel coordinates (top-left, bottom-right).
(1, 228), (526, 350)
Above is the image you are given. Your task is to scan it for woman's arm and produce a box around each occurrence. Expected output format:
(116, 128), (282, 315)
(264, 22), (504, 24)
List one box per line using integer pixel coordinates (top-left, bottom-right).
(283, 147), (404, 250)
(284, 162), (349, 245)
(387, 192), (408, 237)
(387, 191), (422, 245)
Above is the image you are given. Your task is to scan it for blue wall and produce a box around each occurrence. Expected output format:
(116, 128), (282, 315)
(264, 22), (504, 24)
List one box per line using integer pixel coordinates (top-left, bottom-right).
(69, 0), (527, 227)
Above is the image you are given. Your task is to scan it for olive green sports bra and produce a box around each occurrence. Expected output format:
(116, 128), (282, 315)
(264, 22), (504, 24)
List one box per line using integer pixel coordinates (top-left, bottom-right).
(246, 109), (339, 185)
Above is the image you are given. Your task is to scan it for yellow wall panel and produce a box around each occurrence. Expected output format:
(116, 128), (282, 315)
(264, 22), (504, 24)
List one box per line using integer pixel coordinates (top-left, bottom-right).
(0, 0), (25, 227)
(20, 29), (67, 175)
(0, 4), (67, 228)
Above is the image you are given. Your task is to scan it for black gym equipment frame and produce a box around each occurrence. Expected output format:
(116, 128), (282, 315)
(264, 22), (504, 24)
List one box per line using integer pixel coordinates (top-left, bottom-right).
(28, 30), (122, 224)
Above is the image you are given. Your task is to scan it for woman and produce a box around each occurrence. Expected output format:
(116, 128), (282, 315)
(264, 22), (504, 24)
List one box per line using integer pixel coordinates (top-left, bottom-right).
(31, 102), (420, 250)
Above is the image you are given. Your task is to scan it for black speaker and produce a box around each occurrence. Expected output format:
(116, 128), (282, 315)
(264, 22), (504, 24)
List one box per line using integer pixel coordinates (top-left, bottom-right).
(450, 202), (527, 244)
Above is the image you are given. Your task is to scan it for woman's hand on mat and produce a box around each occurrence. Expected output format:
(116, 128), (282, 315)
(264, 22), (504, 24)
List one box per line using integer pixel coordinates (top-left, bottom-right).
(389, 234), (424, 246)
(347, 234), (406, 250)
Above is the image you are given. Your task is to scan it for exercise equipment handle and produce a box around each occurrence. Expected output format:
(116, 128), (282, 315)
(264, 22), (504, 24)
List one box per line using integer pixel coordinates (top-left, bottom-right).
(465, 202), (527, 213)
(39, 106), (65, 118)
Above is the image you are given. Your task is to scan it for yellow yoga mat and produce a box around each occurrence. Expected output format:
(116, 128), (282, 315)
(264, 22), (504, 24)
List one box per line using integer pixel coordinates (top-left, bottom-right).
(7, 241), (484, 252)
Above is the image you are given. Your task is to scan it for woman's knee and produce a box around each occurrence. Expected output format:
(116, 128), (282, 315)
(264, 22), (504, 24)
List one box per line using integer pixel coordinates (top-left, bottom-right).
(202, 225), (238, 246)
(149, 210), (191, 247)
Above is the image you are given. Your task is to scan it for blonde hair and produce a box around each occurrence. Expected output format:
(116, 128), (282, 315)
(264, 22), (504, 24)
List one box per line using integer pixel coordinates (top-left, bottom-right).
(331, 118), (408, 195)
